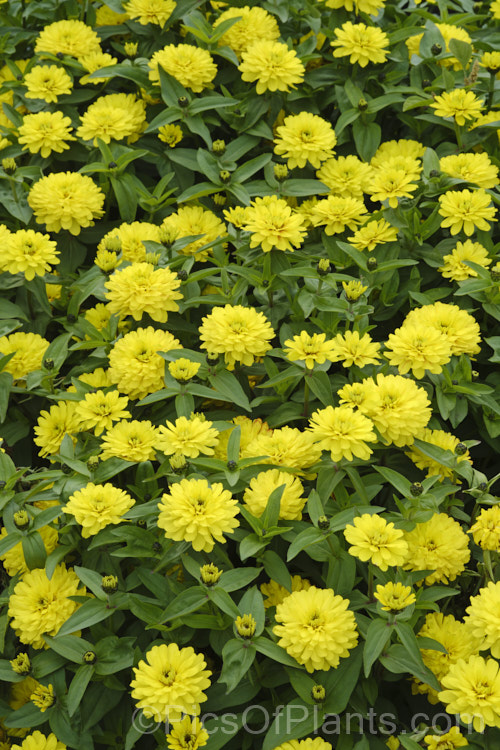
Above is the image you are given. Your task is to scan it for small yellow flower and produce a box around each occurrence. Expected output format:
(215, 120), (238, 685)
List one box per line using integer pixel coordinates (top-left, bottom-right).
(438, 188), (496, 236)
(156, 415), (219, 458)
(283, 330), (336, 369)
(374, 582), (416, 612)
(158, 123), (183, 146)
(424, 727), (468, 749)
(30, 683), (55, 712)
(431, 89), (484, 126)
(345, 514), (408, 571)
(64, 482), (135, 537)
(239, 40), (304, 94)
(24, 65), (73, 102)
(469, 505), (500, 550)
(168, 358), (201, 381)
(342, 280), (367, 301)
(166, 716), (209, 750)
(331, 22), (389, 67)
(75, 390), (131, 435)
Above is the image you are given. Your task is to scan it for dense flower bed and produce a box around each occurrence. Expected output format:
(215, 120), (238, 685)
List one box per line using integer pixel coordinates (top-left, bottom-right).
(0, 0), (499, 748)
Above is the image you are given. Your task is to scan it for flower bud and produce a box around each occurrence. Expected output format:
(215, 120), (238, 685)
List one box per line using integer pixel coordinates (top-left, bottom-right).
(455, 442), (468, 456)
(177, 269), (188, 282)
(136, 519), (147, 528)
(14, 510), (29, 529)
(410, 482), (423, 497)
(87, 456), (100, 471)
(235, 614), (256, 639)
(358, 98), (368, 111)
(178, 96), (189, 108)
(108, 161), (117, 170)
(311, 684), (326, 703)
(200, 563), (222, 586)
(213, 193), (226, 206)
(124, 42), (138, 57)
(83, 651), (97, 664)
(43, 358), (54, 371)
(101, 575), (118, 594)
(318, 515), (330, 530)
(61, 464), (72, 475)
(2, 157), (16, 175)
(367, 257), (378, 270)
(206, 351), (219, 365)
(159, 226), (179, 247)
(227, 460), (238, 471)
(170, 454), (188, 474)
(66, 314), (76, 324)
(431, 43), (442, 55)
(219, 170), (231, 184)
(274, 164), (289, 182)
(478, 482), (488, 492)
(11, 653), (31, 675)
(317, 259), (331, 276)
(212, 139), (226, 155)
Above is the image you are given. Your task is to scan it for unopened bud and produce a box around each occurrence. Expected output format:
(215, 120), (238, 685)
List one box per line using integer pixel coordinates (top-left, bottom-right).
(212, 139), (226, 155)
(11, 653), (31, 675)
(431, 43), (442, 55)
(43, 358), (54, 371)
(317, 259), (331, 276)
(358, 98), (368, 111)
(200, 563), (222, 586)
(206, 352), (219, 365)
(227, 460), (237, 471)
(169, 454), (187, 474)
(178, 96), (189, 108)
(124, 42), (138, 57)
(2, 158), (16, 175)
(83, 650), (97, 664)
(235, 614), (256, 639)
(311, 684), (326, 702)
(213, 193), (226, 206)
(14, 510), (29, 529)
(159, 226), (179, 247)
(367, 257), (378, 270)
(455, 442), (468, 456)
(87, 456), (100, 471)
(410, 482), (423, 497)
(219, 170), (231, 184)
(274, 164), (289, 182)
(318, 515), (330, 530)
(101, 575), (118, 594)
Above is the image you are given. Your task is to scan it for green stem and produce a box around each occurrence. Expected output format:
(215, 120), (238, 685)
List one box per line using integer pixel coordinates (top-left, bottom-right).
(484, 550), (495, 583)
(454, 121), (463, 151)
(367, 561), (374, 602)
(487, 71), (496, 109)
(303, 376), (310, 418)
(317, 279), (324, 296)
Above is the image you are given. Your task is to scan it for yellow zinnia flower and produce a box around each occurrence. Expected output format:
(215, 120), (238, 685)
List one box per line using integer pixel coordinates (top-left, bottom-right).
(64, 482), (135, 537)
(309, 405), (377, 462)
(199, 304), (274, 369)
(438, 188), (496, 236)
(344, 514), (408, 570)
(239, 40), (305, 94)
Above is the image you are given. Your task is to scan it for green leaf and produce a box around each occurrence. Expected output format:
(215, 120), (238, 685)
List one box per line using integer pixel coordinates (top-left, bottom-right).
(209, 587), (241, 618)
(22, 530), (47, 570)
(0, 371), (13, 422)
(42, 332), (72, 371)
(44, 634), (94, 663)
(322, 645), (363, 713)
(226, 425), (241, 463)
(352, 120), (381, 162)
(261, 484), (285, 529)
(57, 599), (111, 637)
(363, 619), (393, 677)
(262, 550), (291, 591)
(208, 370), (251, 411)
(238, 586), (265, 635)
(308, 371), (333, 406)
(219, 567), (261, 592)
(67, 664), (94, 717)
(287, 527), (325, 561)
(161, 587), (209, 622)
(254, 636), (299, 666)
(448, 38), (472, 70)
(86, 62), (149, 87)
(219, 639), (256, 693)
(74, 566), (108, 600)
(380, 643), (440, 691)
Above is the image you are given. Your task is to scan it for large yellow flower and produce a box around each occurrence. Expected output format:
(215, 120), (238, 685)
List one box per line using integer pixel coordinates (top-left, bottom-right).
(156, 415), (220, 458)
(384, 325), (452, 378)
(466, 581), (500, 658)
(34, 402), (81, 458)
(274, 112), (337, 169)
(199, 304), (274, 369)
(149, 44), (217, 91)
(105, 262), (183, 322)
(162, 206), (226, 262)
(431, 89), (484, 126)
(0, 332), (49, 381)
(239, 40), (305, 94)
(344, 513), (408, 570)
(242, 426), (322, 471)
(311, 195), (367, 234)
(8, 565), (86, 649)
(157, 478), (239, 552)
(439, 239), (491, 281)
(243, 469), (306, 520)
(11, 730), (67, 750)
(329, 331), (381, 368)
(403, 513), (470, 585)
(108, 327), (181, 399)
(403, 302), (481, 356)
(28, 172), (105, 235)
(359, 373), (431, 447)
(24, 65), (73, 102)
(260, 575), (311, 608)
(18, 111), (75, 158)
(77, 93), (147, 145)
(3, 229), (59, 281)
(123, 0), (176, 26)
(438, 188), (496, 236)
(99, 221), (162, 264)
(309, 405), (377, 462)
(368, 168), (418, 208)
(331, 22), (389, 66)
(273, 586), (358, 672)
(100, 419), (159, 462)
(64, 482), (135, 537)
(469, 506), (500, 551)
(35, 19), (101, 57)
(131, 643), (211, 721)
(243, 196), (307, 252)
(439, 655), (500, 731)
(439, 152), (498, 189)
(214, 6), (279, 57)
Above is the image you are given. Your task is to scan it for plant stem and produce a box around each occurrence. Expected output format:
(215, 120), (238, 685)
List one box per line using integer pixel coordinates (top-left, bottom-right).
(303, 376), (310, 418)
(367, 561), (374, 601)
(454, 122), (463, 151)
